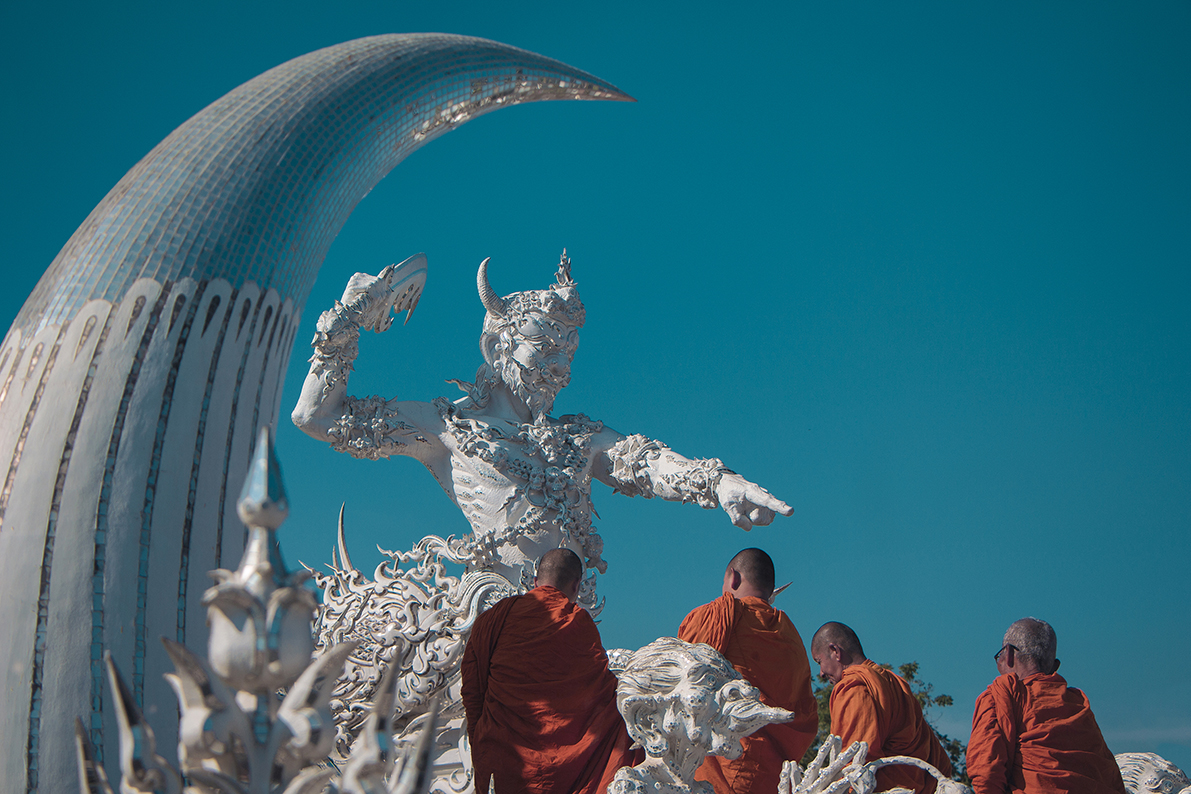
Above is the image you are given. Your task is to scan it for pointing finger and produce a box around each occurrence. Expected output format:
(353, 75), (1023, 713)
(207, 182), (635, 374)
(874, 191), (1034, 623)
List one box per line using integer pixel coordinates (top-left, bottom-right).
(758, 491), (793, 516)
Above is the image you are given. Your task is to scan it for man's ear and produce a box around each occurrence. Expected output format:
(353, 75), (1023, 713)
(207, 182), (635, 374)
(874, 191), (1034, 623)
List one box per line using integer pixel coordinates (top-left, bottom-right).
(728, 568), (742, 592)
(480, 332), (502, 367)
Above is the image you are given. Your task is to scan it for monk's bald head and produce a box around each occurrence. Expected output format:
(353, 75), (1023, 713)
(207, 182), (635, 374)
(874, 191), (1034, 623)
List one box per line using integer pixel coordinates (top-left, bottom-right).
(536, 548), (583, 595)
(810, 622), (866, 684)
(725, 548), (776, 599)
(811, 622), (865, 660)
(1004, 617), (1057, 674)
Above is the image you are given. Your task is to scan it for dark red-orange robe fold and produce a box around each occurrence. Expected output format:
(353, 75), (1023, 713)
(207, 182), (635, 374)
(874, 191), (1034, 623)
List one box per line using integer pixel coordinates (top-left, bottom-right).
(678, 593), (818, 794)
(461, 585), (639, 794)
(967, 672), (1127, 794)
(829, 659), (952, 794)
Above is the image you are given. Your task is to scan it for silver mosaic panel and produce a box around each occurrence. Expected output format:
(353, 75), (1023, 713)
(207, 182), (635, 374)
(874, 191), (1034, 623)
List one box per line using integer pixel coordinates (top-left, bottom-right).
(11, 34), (630, 338)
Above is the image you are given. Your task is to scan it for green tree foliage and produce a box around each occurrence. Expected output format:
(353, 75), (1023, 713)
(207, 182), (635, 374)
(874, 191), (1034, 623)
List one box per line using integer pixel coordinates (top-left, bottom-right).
(799, 661), (969, 784)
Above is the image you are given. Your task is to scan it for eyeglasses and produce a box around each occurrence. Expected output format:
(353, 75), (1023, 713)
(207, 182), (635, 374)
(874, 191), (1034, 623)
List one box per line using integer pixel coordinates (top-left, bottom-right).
(994, 644), (1019, 665)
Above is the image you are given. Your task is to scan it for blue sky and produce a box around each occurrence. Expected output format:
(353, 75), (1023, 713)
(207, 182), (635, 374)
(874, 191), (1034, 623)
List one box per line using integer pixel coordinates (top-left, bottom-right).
(3, 0), (1188, 770)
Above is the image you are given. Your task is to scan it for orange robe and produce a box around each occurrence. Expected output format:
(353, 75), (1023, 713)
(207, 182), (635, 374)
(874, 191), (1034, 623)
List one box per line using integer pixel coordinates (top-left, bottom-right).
(678, 593), (818, 794)
(966, 672), (1127, 794)
(461, 585), (639, 794)
(829, 659), (953, 794)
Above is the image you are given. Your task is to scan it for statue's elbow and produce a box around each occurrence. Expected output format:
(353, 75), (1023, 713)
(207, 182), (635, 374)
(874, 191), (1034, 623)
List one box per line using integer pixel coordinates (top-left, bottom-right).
(290, 405), (328, 441)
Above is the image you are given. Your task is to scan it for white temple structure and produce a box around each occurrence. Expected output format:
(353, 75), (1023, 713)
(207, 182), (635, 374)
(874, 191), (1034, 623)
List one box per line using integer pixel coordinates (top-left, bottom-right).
(0, 31), (1183, 794)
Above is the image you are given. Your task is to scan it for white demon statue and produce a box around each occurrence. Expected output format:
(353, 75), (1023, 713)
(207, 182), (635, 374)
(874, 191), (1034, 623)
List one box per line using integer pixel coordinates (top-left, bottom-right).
(292, 251), (790, 590)
(290, 252), (792, 784)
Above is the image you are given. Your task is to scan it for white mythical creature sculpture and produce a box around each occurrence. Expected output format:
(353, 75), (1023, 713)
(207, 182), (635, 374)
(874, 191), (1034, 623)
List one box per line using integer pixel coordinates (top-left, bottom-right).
(291, 252), (794, 770)
(609, 637), (795, 794)
(1116, 752), (1191, 794)
(73, 429), (439, 794)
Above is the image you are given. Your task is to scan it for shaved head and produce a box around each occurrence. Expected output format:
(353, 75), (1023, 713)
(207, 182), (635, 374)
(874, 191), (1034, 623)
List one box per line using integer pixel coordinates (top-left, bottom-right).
(536, 548), (583, 591)
(727, 548), (776, 599)
(1004, 617), (1057, 674)
(811, 622), (866, 684)
(811, 622), (865, 659)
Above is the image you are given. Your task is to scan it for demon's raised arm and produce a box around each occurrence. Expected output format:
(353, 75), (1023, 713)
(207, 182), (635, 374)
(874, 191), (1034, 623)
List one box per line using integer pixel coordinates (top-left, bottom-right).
(291, 254), (430, 460)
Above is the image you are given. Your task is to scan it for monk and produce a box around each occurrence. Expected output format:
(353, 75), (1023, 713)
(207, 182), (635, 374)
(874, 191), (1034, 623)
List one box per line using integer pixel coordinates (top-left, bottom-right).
(967, 617), (1127, 794)
(677, 548), (818, 794)
(811, 622), (952, 794)
(461, 548), (639, 794)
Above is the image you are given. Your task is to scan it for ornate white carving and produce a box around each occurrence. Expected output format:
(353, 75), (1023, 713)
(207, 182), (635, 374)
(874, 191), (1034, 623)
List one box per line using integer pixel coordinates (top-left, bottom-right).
(605, 435), (727, 509)
(433, 396), (609, 578)
(308, 259), (427, 461)
(73, 430), (440, 794)
(312, 507), (517, 760)
(844, 756), (970, 794)
(606, 648), (635, 675)
(1117, 752), (1191, 794)
(777, 736), (971, 794)
(609, 637), (794, 794)
(777, 737), (867, 794)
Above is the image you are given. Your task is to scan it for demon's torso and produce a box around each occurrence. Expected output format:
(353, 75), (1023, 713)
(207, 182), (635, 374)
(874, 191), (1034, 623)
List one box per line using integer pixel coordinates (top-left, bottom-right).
(428, 397), (608, 583)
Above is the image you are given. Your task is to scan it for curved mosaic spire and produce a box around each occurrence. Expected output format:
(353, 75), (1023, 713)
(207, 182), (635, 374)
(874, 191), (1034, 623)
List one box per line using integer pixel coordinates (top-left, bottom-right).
(0, 34), (629, 793)
(12, 34), (630, 336)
